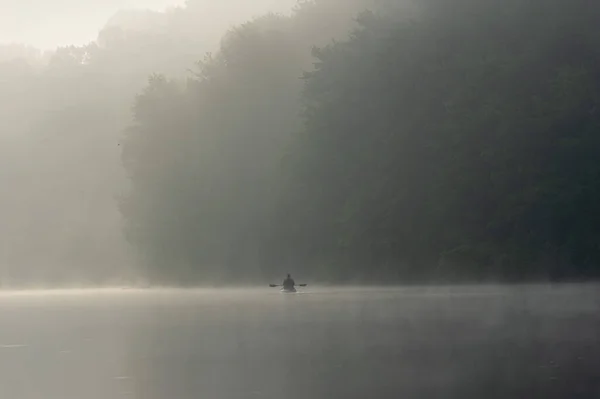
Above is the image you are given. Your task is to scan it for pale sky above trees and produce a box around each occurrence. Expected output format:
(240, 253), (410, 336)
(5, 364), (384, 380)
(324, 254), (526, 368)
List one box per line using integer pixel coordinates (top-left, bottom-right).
(0, 0), (295, 49)
(0, 0), (184, 48)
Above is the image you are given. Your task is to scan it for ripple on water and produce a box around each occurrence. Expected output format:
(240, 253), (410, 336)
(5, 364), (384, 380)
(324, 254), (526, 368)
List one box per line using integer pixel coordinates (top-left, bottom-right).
(0, 344), (28, 349)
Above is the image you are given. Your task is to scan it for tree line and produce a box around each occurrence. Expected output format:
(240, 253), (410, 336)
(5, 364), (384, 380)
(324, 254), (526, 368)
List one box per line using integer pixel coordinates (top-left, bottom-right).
(122, 0), (600, 284)
(0, 0), (297, 285)
(2, 0), (599, 285)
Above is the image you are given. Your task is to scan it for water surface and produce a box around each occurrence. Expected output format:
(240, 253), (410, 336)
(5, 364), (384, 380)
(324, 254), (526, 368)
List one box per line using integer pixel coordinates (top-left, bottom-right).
(0, 285), (599, 399)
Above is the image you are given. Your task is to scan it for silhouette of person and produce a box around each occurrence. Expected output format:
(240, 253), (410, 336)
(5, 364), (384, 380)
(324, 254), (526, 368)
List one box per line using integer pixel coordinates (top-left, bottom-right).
(282, 273), (295, 290)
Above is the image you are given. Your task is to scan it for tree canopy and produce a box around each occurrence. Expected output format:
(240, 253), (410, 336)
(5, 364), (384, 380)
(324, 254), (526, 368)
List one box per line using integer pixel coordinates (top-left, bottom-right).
(2, 0), (599, 286)
(122, 0), (600, 284)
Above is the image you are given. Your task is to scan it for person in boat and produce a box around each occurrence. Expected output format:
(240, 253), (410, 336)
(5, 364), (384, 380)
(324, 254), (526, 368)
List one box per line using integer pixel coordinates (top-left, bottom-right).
(282, 273), (295, 290)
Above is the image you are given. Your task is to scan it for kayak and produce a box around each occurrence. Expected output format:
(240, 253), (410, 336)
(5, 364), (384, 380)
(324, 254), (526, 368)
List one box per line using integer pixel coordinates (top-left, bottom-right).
(280, 287), (297, 293)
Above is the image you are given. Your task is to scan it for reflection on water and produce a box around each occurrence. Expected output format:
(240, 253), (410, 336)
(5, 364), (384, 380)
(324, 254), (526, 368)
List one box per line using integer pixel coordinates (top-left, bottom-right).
(0, 285), (599, 399)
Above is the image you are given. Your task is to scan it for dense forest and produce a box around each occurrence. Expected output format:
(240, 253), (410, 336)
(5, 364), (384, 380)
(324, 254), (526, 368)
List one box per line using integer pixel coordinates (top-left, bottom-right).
(0, 0), (301, 285)
(2, 0), (600, 286)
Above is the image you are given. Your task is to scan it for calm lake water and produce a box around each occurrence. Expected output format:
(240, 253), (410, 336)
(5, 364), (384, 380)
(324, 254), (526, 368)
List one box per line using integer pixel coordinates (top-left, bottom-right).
(0, 285), (599, 399)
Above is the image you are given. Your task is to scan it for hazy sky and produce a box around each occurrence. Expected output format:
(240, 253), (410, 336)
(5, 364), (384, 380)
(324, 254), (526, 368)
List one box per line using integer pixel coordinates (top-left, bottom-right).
(0, 0), (185, 49)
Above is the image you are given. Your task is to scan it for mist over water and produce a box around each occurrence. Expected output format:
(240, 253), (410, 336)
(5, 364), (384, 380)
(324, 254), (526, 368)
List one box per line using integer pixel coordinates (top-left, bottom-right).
(2, 1), (600, 397)
(0, 285), (598, 399)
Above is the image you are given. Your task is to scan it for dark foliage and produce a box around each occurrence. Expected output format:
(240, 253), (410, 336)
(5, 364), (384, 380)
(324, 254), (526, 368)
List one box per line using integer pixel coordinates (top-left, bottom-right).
(122, 0), (600, 284)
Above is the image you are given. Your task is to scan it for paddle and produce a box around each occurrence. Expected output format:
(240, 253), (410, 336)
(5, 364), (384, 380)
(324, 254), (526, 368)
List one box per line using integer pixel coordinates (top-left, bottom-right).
(269, 284), (307, 287)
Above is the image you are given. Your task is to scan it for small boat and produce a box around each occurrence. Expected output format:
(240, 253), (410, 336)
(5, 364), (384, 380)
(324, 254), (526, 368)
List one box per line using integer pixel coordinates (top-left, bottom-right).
(269, 282), (306, 292)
